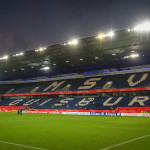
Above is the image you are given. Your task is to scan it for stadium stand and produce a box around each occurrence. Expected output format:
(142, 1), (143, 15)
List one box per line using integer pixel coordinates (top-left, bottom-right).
(0, 71), (150, 95)
(0, 95), (150, 110)
(0, 22), (150, 114)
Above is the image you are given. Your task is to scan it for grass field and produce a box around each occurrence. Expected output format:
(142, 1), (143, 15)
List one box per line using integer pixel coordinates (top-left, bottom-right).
(0, 112), (150, 150)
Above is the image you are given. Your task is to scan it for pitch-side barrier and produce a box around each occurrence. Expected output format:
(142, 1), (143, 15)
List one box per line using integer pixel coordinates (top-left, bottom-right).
(0, 106), (150, 117)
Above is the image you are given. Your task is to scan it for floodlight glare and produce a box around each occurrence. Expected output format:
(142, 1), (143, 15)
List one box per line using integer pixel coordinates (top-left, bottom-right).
(41, 66), (50, 70)
(67, 39), (78, 45)
(134, 22), (150, 31)
(68, 42), (72, 45)
(72, 39), (78, 45)
(39, 48), (44, 51)
(3, 55), (8, 59)
(13, 52), (24, 57)
(97, 31), (114, 39)
(128, 29), (130, 32)
(35, 47), (47, 52)
(107, 31), (114, 37)
(123, 53), (139, 59)
(0, 55), (8, 60)
(130, 53), (139, 58)
(98, 34), (105, 39)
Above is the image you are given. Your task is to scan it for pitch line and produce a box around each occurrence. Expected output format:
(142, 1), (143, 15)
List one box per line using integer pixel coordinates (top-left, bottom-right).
(0, 140), (49, 150)
(100, 134), (150, 150)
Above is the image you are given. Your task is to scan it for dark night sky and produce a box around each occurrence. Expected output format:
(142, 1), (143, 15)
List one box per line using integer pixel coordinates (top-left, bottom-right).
(0, 0), (150, 56)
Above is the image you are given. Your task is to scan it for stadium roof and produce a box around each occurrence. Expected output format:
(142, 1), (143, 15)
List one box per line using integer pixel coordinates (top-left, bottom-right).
(0, 22), (150, 80)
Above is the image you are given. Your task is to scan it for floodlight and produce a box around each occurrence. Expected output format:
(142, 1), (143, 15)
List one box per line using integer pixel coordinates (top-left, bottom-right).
(39, 48), (44, 51)
(107, 31), (114, 37)
(123, 53), (139, 59)
(0, 55), (8, 60)
(41, 66), (50, 70)
(3, 55), (8, 59)
(35, 47), (47, 52)
(128, 29), (131, 32)
(13, 52), (24, 57)
(97, 34), (105, 39)
(68, 42), (72, 45)
(67, 39), (78, 45)
(72, 39), (78, 45)
(134, 22), (150, 31)
(130, 53), (139, 58)
(63, 43), (67, 46)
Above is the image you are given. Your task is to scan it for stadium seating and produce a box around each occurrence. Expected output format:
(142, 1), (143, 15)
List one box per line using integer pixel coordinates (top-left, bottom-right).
(0, 95), (150, 110)
(0, 72), (150, 95)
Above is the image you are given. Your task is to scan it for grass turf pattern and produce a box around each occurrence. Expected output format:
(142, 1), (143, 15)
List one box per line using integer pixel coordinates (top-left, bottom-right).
(0, 112), (150, 150)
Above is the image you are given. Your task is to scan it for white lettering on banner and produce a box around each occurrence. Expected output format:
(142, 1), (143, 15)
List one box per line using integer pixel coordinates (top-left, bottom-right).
(23, 99), (40, 106)
(76, 98), (94, 106)
(9, 99), (23, 106)
(39, 99), (52, 106)
(128, 96), (149, 106)
(127, 73), (148, 87)
(60, 98), (74, 104)
(103, 97), (123, 106)
(43, 81), (65, 91)
(78, 78), (101, 89)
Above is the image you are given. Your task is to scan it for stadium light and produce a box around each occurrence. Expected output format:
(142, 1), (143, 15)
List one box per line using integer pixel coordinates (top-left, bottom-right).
(13, 52), (24, 57)
(128, 29), (131, 32)
(72, 39), (78, 45)
(107, 31), (114, 37)
(68, 39), (78, 45)
(0, 55), (8, 60)
(97, 31), (114, 39)
(134, 22), (150, 31)
(97, 34), (105, 39)
(130, 53), (139, 58)
(35, 47), (47, 52)
(64, 39), (78, 46)
(123, 53), (139, 59)
(41, 66), (50, 70)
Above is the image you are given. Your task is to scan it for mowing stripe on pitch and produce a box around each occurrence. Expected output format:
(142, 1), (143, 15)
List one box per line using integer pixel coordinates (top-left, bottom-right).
(0, 140), (48, 150)
(100, 134), (150, 150)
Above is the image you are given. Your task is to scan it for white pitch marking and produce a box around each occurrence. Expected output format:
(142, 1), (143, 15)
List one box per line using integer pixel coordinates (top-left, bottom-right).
(100, 134), (150, 150)
(0, 140), (49, 150)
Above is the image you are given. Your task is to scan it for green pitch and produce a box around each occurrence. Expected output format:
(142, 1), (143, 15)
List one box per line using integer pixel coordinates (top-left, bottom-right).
(0, 112), (150, 150)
